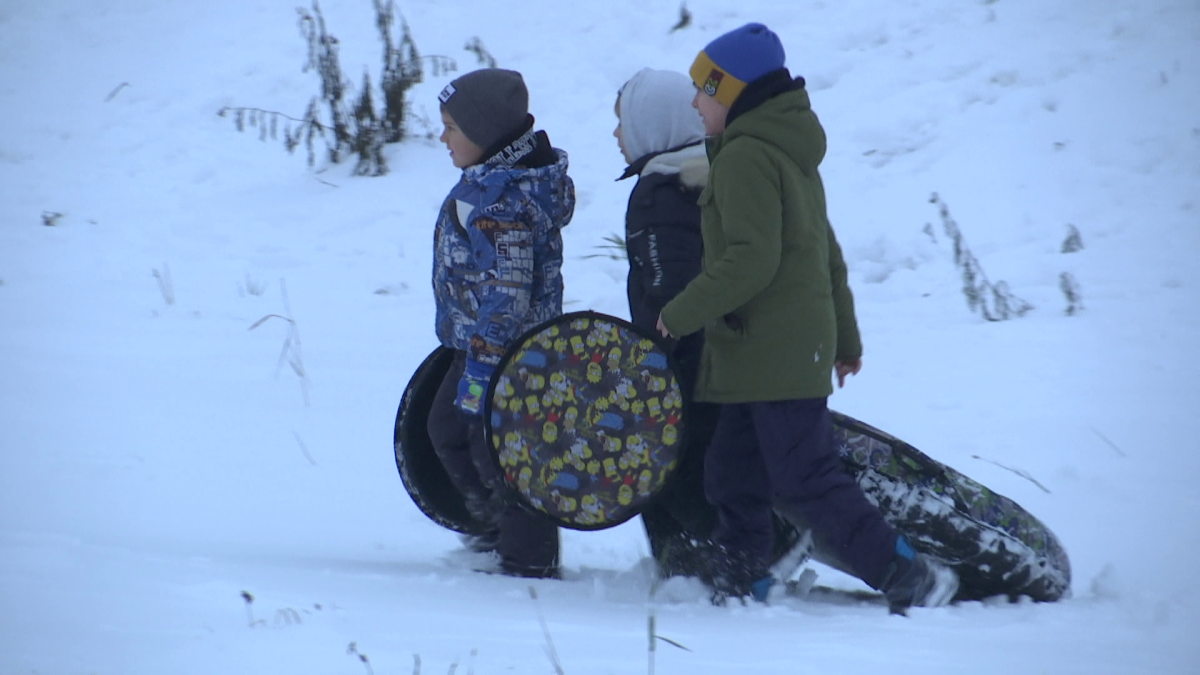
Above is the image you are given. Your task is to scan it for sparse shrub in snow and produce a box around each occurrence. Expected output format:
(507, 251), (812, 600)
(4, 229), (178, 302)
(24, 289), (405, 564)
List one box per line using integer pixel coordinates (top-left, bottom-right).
(581, 232), (628, 261)
(348, 70), (387, 176)
(248, 280), (310, 406)
(528, 587), (566, 675)
(929, 192), (1033, 321)
(670, 2), (693, 33)
(238, 274), (268, 297)
(1059, 271), (1084, 316)
(345, 642), (375, 675)
(1058, 225), (1084, 316)
(1061, 223), (1084, 253)
(240, 591), (264, 628)
(151, 264), (174, 306)
(464, 36), (497, 68)
(218, 0), (456, 176)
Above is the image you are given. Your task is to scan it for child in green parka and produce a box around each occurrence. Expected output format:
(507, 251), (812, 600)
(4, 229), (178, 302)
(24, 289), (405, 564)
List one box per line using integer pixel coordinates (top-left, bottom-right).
(657, 23), (959, 613)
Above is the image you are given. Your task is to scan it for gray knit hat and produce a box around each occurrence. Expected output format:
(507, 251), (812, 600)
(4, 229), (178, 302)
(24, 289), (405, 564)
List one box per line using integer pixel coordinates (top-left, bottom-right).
(438, 68), (529, 150)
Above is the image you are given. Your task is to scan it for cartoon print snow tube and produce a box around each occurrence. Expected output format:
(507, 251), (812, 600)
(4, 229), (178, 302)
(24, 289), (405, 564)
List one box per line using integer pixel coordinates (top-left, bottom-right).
(395, 311), (687, 533)
(483, 311), (687, 530)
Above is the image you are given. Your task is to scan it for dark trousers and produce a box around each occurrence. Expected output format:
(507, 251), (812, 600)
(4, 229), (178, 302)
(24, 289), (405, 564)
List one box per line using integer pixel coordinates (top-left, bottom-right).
(426, 352), (559, 573)
(704, 398), (896, 589)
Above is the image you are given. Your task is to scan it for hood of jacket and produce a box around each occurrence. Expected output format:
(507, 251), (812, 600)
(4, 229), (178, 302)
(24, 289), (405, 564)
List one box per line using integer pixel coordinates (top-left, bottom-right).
(461, 144), (575, 229)
(618, 68), (706, 166)
(710, 83), (826, 173)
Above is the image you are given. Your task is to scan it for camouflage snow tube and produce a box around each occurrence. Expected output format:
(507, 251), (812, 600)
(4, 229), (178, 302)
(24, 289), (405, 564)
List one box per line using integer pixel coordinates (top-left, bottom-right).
(830, 413), (1071, 601)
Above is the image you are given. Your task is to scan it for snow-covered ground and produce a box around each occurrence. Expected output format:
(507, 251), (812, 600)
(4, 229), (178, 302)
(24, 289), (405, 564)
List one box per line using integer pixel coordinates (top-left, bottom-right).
(2, 0), (1198, 672)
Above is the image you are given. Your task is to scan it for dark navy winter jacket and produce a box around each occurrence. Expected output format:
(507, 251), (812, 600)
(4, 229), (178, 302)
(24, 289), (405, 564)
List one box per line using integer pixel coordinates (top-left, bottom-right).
(621, 142), (719, 552)
(620, 142), (708, 382)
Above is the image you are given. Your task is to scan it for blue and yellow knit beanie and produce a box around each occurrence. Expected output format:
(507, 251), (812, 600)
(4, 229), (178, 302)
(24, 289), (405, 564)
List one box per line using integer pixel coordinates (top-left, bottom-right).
(689, 23), (786, 108)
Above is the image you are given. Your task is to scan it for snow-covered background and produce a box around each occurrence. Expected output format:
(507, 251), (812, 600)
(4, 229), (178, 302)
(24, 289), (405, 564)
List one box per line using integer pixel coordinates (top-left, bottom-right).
(2, 0), (1198, 672)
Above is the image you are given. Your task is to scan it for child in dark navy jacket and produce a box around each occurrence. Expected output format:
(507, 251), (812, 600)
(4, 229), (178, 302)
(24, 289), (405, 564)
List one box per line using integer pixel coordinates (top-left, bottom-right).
(615, 68), (708, 363)
(612, 68), (721, 572)
(426, 68), (575, 579)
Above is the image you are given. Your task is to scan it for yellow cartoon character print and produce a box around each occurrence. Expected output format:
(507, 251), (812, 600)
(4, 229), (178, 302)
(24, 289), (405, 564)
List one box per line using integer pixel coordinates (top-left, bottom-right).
(524, 395), (541, 416)
(663, 387), (682, 411)
(609, 376), (635, 410)
(586, 361), (603, 383)
(662, 423), (679, 446)
(625, 433), (650, 465)
(520, 370), (545, 391)
(646, 397), (664, 420)
(569, 437), (592, 462)
(493, 375), (516, 410)
(549, 371), (576, 404)
(552, 491), (578, 514)
(535, 325), (559, 350)
(637, 469), (654, 496)
(602, 434), (622, 456)
(569, 334), (586, 357)
(602, 457), (618, 479)
(578, 494), (604, 525)
(499, 431), (530, 468)
(606, 346), (623, 373)
(553, 335), (569, 354)
(617, 483), (634, 506)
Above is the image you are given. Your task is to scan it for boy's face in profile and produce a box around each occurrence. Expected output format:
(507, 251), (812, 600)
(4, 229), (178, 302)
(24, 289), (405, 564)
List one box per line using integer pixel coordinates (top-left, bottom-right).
(692, 89), (729, 135)
(613, 99), (633, 164)
(440, 109), (484, 168)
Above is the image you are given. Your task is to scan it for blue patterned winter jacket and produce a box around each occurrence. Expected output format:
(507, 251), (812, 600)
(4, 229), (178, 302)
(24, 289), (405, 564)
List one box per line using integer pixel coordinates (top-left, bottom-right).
(432, 141), (575, 370)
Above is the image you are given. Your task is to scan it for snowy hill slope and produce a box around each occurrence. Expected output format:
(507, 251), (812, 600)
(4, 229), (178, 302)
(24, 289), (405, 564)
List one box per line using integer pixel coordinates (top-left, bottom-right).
(1, 0), (1198, 673)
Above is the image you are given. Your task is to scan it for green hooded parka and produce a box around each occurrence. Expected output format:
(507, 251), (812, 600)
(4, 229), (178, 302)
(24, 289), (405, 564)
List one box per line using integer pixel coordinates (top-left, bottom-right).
(659, 86), (861, 403)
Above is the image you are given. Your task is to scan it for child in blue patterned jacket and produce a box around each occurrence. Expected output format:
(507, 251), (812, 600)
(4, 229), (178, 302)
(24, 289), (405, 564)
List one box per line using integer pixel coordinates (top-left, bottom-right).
(426, 68), (575, 578)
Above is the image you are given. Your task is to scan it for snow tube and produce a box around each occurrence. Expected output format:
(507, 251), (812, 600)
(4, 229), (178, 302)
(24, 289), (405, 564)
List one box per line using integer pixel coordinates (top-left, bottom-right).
(393, 346), (489, 535)
(393, 313), (1071, 602)
(483, 311), (688, 530)
(829, 413), (1071, 601)
(394, 311), (688, 533)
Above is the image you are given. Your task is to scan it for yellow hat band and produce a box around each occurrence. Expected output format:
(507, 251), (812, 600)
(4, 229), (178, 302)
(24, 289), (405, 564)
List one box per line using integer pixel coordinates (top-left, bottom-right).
(689, 51), (747, 108)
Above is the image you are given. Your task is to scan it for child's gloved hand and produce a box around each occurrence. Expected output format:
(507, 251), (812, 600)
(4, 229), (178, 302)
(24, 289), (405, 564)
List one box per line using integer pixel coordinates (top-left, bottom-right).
(454, 360), (496, 415)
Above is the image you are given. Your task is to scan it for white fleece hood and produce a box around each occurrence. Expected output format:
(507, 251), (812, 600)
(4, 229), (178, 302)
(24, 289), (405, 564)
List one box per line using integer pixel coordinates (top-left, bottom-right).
(618, 68), (706, 165)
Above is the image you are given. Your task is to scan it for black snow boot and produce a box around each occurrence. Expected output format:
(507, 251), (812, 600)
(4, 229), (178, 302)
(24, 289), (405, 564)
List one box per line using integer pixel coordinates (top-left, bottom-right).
(460, 530), (500, 554)
(704, 545), (775, 606)
(498, 558), (562, 580)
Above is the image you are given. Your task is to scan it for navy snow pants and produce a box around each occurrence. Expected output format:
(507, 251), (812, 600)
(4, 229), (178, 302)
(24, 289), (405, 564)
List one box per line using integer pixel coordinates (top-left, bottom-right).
(427, 351), (559, 575)
(704, 398), (897, 589)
